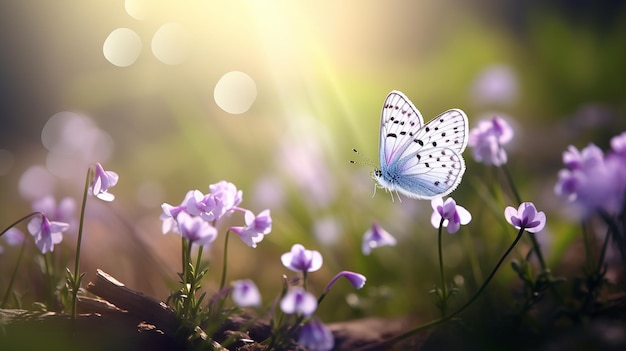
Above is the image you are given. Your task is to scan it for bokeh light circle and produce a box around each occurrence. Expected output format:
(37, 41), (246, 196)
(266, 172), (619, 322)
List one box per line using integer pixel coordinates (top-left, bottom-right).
(103, 28), (142, 67)
(125, 0), (147, 20)
(151, 22), (189, 65)
(18, 166), (56, 200)
(213, 71), (257, 114)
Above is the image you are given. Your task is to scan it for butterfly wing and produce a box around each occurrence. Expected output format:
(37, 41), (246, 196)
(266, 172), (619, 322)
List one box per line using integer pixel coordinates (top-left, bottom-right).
(377, 91), (469, 199)
(392, 109), (468, 198)
(379, 91), (425, 168)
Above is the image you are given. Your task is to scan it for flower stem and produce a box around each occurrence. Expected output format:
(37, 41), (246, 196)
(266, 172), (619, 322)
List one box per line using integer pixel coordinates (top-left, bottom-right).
(0, 239), (26, 308)
(220, 230), (231, 291)
(437, 218), (447, 317)
(386, 227), (526, 345)
(71, 167), (92, 320)
(501, 164), (548, 272)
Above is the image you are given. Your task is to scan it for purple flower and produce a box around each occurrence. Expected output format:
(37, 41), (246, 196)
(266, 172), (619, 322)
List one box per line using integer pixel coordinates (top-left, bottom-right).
(430, 197), (472, 234)
(231, 279), (261, 307)
(504, 202), (546, 233)
(229, 209), (272, 248)
(281, 244), (323, 273)
(161, 190), (202, 234)
(176, 212), (218, 246)
(27, 215), (69, 254)
(324, 271), (366, 294)
(611, 132), (626, 156)
(468, 116), (513, 166)
(280, 287), (317, 316)
(199, 181), (243, 222)
(3, 228), (25, 246)
(554, 141), (626, 215)
(362, 222), (397, 255)
(32, 196), (76, 233)
(470, 64), (518, 106)
(91, 163), (119, 201)
(298, 318), (334, 351)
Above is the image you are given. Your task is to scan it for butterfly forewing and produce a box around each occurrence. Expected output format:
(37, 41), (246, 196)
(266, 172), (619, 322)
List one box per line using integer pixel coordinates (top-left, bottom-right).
(379, 91), (425, 167)
(405, 109), (468, 158)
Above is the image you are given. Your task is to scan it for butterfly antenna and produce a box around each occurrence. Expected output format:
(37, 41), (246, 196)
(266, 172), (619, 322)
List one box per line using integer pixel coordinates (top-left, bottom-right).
(350, 148), (375, 167)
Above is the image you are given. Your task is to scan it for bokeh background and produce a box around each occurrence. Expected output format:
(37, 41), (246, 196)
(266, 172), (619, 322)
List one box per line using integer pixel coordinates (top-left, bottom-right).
(1, 0), (625, 324)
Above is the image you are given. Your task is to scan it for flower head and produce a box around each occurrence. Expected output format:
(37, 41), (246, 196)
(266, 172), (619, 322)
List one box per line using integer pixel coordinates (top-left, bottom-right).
(298, 318), (334, 351)
(91, 163), (119, 201)
(281, 244), (323, 273)
(468, 116), (513, 166)
(280, 287), (317, 316)
(362, 222), (397, 255)
(229, 209), (272, 248)
(431, 197), (472, 234)
(27, 215), (69, 254)
(231, 279), (261, 307)
(199, 181), (243, 222)
(32, 196), (76, 233)
(554, 141), (626, 215)
(176, 212), (218, 246)
(504, 202), (546, 233)
(324, 271), (366, 294)
(161, 190), (203, 234)
(3, 228), (25, 246)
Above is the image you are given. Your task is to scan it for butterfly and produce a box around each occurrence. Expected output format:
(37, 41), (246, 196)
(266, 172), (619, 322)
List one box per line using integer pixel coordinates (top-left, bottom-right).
(372, 90), (468, 200)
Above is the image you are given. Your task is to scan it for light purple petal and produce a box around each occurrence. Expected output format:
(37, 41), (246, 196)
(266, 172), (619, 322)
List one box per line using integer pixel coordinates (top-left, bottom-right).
(298, 318), (334, 351)
(280, 287), (317, 316)
(456, 205), (472, 225)
(504, 206), (517, 226)
(232, 279), (261, 307)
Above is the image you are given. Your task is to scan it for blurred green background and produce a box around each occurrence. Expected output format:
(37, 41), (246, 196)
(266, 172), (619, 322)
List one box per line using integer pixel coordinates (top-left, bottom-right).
(1, 0), (625, 324)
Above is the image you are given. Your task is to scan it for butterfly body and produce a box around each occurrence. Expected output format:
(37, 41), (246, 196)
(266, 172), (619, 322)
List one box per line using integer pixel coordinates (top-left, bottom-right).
(373, 91), (468, 199)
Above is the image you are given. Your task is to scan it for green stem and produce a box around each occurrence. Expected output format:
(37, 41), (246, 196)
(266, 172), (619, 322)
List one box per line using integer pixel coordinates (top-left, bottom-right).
(44, 253), (55, 309)
(219, 230), (231, 291)
(386, 227), (526, 345)
(71, 167), (93, 320)
(437, 218), (447, 317)
(1, 239), (27, 308)
(0, 212), (42, 237)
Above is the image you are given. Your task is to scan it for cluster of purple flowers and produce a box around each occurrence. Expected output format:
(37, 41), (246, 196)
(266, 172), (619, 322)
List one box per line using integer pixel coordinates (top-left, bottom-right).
(554, 132), (626, 215)
(160, 181), (272, 248)
(468, 116), (514, 166)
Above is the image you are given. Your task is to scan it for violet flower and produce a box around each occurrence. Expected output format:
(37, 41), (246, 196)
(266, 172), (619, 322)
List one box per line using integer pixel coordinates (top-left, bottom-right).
(27, 215), (69, 254)
(298, 318), (334, 351)
(229, 209), (272, 248)
(231, 279), (261, 307)
(504, 202), (546, 234)
(3, 228), (25, 246)
(281, 244), (323, 273)
(554, 140), (626, 215)
(362, 222), (396, 255)
(200, 181), (243, 222)
(280, 287), (317, 316)
(324, 271), (366, 294)
(160, 190), (201, 234)
(467, 116), (513, 166)
(430, 197), (472, 234)
(176, 212), (218, 246)
(91, 163), (119, 201)
(32, 196), (76, 232)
